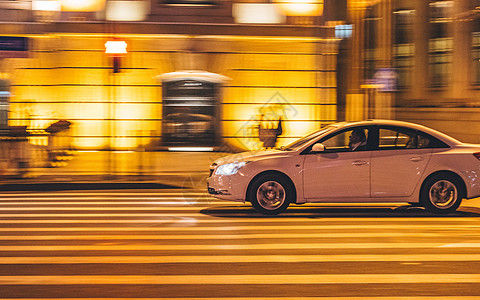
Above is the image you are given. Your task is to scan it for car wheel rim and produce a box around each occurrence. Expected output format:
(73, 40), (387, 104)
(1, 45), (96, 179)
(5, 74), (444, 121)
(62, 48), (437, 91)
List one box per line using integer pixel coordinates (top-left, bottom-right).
(429, 180), (457, 209)
(256, 181), (286, 210)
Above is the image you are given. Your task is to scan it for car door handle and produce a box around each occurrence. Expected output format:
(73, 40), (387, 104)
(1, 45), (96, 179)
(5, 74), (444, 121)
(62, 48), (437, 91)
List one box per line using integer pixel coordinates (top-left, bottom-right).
(352, 160), (368, 166)
(410, 157), (424, 162)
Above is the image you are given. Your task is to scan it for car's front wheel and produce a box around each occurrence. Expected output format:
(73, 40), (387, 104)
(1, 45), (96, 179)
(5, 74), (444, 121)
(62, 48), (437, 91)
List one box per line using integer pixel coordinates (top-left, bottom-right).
(248, 173), (294, 215)
(420, 174), (463, 214)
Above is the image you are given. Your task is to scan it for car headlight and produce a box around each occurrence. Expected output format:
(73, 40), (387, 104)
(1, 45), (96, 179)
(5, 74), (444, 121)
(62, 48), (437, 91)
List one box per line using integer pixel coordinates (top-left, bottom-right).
(215, 161), (246, 175)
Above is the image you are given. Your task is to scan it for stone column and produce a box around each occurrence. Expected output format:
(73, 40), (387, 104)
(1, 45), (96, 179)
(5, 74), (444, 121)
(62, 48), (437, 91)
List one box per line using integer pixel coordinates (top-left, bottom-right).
(452, 0), (473, 103)
(411, 0), (429, 104)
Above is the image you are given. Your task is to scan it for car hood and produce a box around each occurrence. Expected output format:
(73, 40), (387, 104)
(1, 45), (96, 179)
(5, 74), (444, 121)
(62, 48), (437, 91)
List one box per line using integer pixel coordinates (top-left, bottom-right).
(212, 149), (289, 166)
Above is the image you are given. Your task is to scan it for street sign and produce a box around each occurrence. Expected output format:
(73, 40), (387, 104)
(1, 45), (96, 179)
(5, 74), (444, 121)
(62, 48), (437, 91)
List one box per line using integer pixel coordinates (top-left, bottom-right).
(373, 68), (397, 92)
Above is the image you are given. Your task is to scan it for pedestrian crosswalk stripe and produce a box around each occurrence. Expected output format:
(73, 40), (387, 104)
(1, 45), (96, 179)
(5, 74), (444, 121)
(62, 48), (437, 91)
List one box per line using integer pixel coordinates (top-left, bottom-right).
(2, 274), (480, 285)
(1, 297), (480, 300)
(0, 200), (224, 205)
(0, 242), (473, 251)
(0, 191), (479, 299)
(1, 254), (480, 264)
(0, 213), (236, 217)
(0, 222), (477, 231)
(0, 197), (217, 202)
(0, 216), (478, 223)
(1, 219), (222, 224)
(0, 231), (470, 240)
(1, 297), (479, 300)
(0, 206), (229, 211)
(0, 192), (207, 196)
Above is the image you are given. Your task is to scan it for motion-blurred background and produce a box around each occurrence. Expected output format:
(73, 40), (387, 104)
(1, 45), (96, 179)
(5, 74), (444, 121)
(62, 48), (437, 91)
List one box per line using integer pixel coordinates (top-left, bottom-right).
(1, 0), (479, 177)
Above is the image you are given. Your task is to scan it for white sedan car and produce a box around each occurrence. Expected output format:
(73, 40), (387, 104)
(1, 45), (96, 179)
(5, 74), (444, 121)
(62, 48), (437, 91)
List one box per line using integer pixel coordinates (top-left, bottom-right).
(207, 120), (480, 215)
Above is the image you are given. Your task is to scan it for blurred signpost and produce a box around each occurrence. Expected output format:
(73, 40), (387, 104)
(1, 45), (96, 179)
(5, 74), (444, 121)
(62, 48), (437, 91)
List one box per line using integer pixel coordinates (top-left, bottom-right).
(361, 68), (397, 119)
(105, 40), (127, 73)
(105, 40), (127, 178)
(373, 68), (397, 92)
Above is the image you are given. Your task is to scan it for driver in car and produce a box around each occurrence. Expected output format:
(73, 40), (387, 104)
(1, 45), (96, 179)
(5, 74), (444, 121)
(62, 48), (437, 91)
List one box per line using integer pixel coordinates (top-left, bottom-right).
(349, 129), (367, 151)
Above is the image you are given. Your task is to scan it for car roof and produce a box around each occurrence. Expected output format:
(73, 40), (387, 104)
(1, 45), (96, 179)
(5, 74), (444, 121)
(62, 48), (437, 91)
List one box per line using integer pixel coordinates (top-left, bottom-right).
(333, 119), (462, 146)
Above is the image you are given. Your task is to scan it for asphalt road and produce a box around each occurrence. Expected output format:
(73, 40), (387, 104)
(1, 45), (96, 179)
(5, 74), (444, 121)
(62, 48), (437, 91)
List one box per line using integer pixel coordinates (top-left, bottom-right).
(1, 189), (480, 299)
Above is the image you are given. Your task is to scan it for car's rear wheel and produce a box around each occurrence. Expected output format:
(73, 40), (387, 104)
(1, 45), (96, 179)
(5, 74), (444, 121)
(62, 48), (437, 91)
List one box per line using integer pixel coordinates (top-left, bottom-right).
(420, 174), (463, 214)
(248, 173), (293, 215)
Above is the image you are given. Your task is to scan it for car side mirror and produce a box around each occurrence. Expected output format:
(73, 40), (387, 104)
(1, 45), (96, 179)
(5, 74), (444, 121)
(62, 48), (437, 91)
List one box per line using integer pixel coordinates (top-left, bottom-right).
(312, 143), (325, 152)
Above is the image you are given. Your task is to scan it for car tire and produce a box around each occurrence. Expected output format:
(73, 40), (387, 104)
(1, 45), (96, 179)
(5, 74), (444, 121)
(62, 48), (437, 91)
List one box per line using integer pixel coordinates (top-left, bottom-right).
(248, 173), (294, 215)
(420, 174), (463, 214)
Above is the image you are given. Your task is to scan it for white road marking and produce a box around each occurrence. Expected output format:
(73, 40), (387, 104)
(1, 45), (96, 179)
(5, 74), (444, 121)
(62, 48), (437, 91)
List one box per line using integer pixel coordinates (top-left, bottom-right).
(1, 274), (480, 285)
(0, 231), (469, 240)
(0, 254), (480, 264)
(0, 243), (466, 251)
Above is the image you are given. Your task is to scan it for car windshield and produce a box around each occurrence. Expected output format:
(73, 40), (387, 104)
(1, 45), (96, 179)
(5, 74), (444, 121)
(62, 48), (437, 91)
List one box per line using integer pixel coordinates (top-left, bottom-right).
(280, 125), (336, 151)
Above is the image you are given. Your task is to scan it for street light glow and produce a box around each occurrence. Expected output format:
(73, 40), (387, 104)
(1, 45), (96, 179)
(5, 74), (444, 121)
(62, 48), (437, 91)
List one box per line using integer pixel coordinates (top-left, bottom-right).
(106, 1), (148, 21)
(105, 41), (127, 55)
(32, 0), (61, 11)
(274, 0), (323, 16)
(61, 0), (105, 12)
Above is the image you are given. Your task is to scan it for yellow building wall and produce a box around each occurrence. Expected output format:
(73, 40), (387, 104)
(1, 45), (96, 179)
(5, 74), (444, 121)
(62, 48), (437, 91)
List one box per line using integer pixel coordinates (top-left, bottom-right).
(5, 34), (338, 150)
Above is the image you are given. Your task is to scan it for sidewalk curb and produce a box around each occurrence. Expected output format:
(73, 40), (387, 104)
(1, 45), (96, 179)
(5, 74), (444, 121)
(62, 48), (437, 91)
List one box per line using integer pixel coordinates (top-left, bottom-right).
(0, 181), (182, 191)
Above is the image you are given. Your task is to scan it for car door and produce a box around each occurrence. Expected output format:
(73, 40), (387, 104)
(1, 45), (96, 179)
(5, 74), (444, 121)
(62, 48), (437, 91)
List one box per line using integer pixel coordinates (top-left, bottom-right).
(303, 127), (371, 199)
(371, 127), (432, 198)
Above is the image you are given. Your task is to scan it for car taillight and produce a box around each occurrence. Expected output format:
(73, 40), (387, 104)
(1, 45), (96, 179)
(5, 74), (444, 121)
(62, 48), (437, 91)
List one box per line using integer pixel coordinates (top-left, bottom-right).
(474, 152), (480, 160)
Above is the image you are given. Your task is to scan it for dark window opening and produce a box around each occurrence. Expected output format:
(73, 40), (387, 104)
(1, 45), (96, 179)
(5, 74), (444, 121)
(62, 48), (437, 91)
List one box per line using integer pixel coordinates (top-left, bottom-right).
(393, 6), (415, 89)
(428, 0), (452, 88)
(364, 6), (379, 81)
(162, 79), (220, 147)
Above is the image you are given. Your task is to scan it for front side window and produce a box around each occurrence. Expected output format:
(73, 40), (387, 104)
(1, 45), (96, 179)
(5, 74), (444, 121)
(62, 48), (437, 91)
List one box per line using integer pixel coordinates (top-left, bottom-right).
(284, 126), (336, 151)
(320, 128), (369, 152)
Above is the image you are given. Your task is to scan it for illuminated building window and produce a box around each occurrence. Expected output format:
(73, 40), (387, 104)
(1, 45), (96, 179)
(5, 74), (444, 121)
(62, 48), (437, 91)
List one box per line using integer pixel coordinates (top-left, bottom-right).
(393, 7), (415, 89)
(233, 3), (285, 24)
(429, 0), (452, 88)
(335, 24), (353, 39)
(429, 38), (452, 88)
(32, 0), (61, 11)
(106, 1), (148, 21)
(162, 0), (218, 6)
(61, 0), (105, 12)
(0, 79), (9, 129)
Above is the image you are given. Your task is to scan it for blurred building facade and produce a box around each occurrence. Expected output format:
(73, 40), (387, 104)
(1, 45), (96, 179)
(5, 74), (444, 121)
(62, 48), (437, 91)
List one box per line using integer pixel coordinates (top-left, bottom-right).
(0, 0), (342, 151)
(1, 0), (480, 151)
(346, 0), (480, 143)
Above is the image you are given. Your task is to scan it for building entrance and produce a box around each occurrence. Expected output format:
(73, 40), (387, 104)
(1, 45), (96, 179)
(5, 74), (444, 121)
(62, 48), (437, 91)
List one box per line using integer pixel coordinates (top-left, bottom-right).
(0, 79), (9, 132)
(159, 71), (228, 147)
